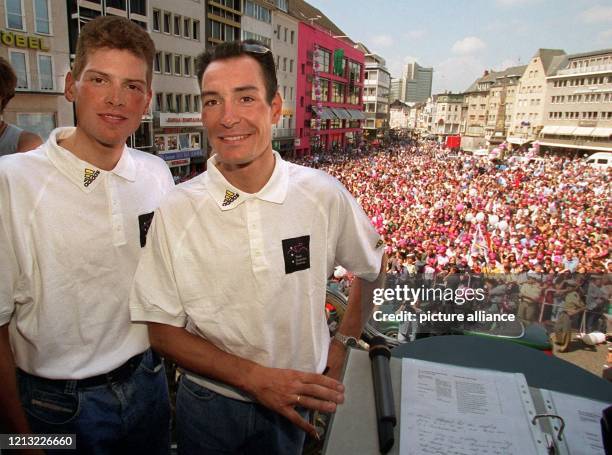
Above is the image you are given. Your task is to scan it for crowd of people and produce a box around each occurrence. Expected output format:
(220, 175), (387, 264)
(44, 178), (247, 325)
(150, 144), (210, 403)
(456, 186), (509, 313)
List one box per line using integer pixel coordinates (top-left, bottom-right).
(296, 140), (610, 276)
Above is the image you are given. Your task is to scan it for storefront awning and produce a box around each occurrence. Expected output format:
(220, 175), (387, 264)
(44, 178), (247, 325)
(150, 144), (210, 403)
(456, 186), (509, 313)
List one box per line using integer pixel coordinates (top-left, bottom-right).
(540, 126), (559, 135)
(538, 141), (612, 152)
(346, 109), (366, 120)
(592, 127), (612, 138)
(556, 126), (576, 136)
(573, 126), (595, 137)
(330, 107), (352, 120)
(311, 106), (337, 120)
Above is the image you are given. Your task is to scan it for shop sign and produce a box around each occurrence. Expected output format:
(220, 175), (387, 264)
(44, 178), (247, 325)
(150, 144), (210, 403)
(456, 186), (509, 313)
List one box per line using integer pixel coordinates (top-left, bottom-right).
(159, 113), (202, 127)
(1, 30), (49, 50)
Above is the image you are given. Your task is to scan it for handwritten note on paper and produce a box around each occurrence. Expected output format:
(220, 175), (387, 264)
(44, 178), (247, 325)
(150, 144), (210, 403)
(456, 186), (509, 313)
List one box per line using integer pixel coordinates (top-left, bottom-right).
(544, 390), (608, 455)
(400, 359), (548, 455)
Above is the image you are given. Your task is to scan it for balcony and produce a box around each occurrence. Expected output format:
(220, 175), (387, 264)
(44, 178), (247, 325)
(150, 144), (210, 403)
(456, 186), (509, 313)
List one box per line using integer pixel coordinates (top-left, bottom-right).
(272, 128), (295, 139)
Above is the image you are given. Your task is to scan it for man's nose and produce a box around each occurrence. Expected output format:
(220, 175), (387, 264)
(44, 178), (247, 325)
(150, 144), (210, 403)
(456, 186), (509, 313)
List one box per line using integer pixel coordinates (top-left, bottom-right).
(220, 103), (240, 128)
(105, 84), (126, 107)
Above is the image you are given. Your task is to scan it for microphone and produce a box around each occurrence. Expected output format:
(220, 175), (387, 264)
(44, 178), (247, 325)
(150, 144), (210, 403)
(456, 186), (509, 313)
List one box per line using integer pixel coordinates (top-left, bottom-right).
(369, 336), (396, 454)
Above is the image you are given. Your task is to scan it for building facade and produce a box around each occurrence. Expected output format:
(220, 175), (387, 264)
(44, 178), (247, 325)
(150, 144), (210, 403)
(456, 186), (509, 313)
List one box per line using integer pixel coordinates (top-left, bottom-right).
(1, 0), (73, 139)
(150, 1), (206, 179)
(294, 22), (364, 155)
(401, 61), (433, 103)
(432, 93), (464, 136)
(540, 48), (612, 155)
(360, 47), (390, 138)
(270, 1), (298, 156)
(205, 0), (241, 45)
(508, 48), (566, 145)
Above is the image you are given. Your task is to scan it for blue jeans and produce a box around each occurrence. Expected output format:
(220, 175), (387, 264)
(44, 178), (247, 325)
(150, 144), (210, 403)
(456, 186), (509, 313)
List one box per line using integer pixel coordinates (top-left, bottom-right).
(18, 349), (171, 455)
(176, 375), (307, 455)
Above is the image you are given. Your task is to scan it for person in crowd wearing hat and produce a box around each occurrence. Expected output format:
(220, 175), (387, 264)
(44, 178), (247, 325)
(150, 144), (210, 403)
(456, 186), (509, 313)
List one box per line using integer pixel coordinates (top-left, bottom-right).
(0, 57), (42, 155)
(0, 17), (173, 452)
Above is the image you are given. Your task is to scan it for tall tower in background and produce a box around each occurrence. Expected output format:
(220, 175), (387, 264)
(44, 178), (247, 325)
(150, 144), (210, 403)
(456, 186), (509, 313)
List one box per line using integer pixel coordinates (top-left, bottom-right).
(402, 61), (433, 103)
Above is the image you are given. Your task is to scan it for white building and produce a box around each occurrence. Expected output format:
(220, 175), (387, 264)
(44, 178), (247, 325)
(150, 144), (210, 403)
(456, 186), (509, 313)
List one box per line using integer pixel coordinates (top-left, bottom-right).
(359, 45), (390, 137)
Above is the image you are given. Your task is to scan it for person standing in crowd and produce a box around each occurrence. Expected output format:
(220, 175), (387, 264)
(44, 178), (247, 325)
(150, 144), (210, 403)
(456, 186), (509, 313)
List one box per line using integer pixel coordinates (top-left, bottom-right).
(129, 40), (387, 454)
(0, 57), (42, 155)
(0, 16), (173, 453)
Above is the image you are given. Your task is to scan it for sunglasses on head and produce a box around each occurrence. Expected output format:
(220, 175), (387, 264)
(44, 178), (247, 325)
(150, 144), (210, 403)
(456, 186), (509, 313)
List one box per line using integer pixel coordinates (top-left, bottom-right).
(241, 42), (272, 55)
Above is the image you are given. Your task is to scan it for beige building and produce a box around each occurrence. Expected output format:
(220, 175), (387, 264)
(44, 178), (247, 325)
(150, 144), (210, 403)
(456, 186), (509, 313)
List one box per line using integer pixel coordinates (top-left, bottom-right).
(432, 93), (464, 136)
(540, 48), (612, 155)
(150, 1), (206, 177)
(1, 0), (73, 139)
(270, 0), (297, 155)
(389, 99), (410, 130)
(508, 49), (566, 144)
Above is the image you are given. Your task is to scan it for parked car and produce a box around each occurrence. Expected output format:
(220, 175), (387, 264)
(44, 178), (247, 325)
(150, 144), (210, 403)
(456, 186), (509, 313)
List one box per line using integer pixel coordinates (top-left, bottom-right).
(584, 152), (612, 169)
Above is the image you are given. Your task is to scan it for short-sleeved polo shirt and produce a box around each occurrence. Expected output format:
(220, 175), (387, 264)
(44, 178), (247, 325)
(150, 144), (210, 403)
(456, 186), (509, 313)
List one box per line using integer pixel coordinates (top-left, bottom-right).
(0, 127), (174, 379)
(130, 151), (384, 398)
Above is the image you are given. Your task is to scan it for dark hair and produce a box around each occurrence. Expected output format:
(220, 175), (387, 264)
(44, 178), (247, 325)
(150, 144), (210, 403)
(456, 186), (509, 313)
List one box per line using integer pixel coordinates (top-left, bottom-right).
(195, 39), (278, 105)
(72, 16), (155, 85)
(0, 56), (17, 113)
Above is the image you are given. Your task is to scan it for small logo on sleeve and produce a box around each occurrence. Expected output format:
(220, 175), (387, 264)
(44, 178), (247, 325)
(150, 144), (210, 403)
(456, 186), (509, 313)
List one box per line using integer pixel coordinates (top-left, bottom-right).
(222, 189), (239, 206)
(376, 238), (385, 249)
(84, 168), (100, 187)
(138, 212), (155, 247)
(282, 235), (311, 274)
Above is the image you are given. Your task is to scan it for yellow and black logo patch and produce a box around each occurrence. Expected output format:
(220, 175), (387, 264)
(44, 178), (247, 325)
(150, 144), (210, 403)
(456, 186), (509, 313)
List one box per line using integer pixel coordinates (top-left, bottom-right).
(375, 238), (385, 249)
(84, 168), (100, 187)
(222, 189), (239, 206)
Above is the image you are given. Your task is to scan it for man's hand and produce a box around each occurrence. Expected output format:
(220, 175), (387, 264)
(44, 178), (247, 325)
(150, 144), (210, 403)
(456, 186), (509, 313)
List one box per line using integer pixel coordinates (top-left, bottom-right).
(245, 364), (345, 438)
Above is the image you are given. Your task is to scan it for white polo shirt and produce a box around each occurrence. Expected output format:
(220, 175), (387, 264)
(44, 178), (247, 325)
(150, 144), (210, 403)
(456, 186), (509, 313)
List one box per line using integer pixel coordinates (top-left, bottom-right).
(0, 127), (174, 379)
(130, 151), (384, 399)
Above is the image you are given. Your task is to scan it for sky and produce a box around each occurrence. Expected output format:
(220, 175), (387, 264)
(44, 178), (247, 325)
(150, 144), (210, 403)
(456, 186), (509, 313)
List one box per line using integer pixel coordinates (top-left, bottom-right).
(305, 0), (612, 94)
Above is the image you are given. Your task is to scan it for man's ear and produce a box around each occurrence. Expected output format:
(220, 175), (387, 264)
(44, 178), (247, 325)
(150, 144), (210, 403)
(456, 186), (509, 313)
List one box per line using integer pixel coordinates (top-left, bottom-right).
(270, 91), (282, 124)
(143, 88), (152, 116)
(64, 72), (76, 102)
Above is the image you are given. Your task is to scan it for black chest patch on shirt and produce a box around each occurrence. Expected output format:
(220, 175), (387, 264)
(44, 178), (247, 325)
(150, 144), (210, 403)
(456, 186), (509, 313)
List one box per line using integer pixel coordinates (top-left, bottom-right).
(138, 212), (155, 247)
(282, 235), (310, 274)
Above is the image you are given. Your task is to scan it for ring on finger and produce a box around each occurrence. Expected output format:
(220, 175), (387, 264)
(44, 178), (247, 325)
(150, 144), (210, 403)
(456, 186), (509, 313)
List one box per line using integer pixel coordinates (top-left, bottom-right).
(296, 394), (302, 404)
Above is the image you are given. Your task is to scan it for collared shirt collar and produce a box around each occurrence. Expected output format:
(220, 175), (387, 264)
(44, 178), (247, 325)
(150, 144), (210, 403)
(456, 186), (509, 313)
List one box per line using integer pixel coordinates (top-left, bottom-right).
(206, 150), (289, 210)
(46, 127), (136, 193)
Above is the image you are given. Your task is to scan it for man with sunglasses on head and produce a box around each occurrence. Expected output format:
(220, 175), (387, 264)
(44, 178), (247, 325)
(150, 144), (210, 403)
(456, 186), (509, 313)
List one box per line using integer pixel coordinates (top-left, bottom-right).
(0, 17), (173, 452)
(130, 40), (387, 454)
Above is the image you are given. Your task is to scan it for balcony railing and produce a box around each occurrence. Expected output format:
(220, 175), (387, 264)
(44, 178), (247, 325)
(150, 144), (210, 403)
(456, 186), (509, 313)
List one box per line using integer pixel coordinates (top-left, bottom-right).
(272, 128), (295, 139)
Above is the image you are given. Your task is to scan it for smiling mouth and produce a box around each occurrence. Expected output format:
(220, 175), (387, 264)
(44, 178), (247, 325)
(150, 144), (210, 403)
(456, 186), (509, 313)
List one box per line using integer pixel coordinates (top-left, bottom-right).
(220, 134), (251, 143)
(99, 113), (127, 122)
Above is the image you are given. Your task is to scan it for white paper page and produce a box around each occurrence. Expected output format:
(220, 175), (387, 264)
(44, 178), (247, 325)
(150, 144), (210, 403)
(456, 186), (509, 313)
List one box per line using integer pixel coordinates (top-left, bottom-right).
(542, 389), (609, 455)
(400, 359), (548, 455)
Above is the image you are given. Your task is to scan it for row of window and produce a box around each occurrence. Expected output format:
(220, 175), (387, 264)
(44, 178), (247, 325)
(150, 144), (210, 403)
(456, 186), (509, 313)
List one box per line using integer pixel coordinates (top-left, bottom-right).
(208, 18), (239, 42)
(516, 98), (541, 106)
(274, 24), (294, 44)
(152, 9), (200, 40)
(275, 55), (294, 73)
(551, 93), (611, 103)
(569, 56), (611, 68)
(154, 52), (195, 78)
(6, 0), (52, 34)
(244, 0), (271, 23)
(311, 79), (361, 105)
(154, 92), (200, 113)
(8, 49), (54, 91)
(309, 119), (361, 130)
(552, 76), (609, 87)
(548, 111), (612, 120)
(242, 30), (271, 48)
(519, 85), (543, 94)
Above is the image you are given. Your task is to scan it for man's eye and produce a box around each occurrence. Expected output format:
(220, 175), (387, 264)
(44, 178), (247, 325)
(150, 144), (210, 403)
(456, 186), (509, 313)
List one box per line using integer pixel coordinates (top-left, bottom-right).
(203, 99), (218, 107)
(240, 96), (254, 103)
(92, 77), (105, 84)
(128, 84), (143, 92)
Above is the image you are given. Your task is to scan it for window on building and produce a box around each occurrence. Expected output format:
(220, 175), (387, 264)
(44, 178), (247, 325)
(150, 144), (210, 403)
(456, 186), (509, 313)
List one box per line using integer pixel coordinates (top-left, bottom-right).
(173, 14), (181, 36)
(332, 82), (344, 103)
(290, 30), (295, 44)
(152, 8), (161, 31)
(163, 11), (171, 33)
(166, 93), (174, 112)
(17, 113), (55, 140)
(283, 57), (287, 71)
(244, 0), (271, 22)
(154, 52), (161, 73)
(183, 17), (191, 38)
(9, 51), (28, 89)
(129, 0), (146, 15)
(106, 0), (126, 10)
(183, 56), (191, 76)
(34, 0), (51, 34)
(284, 27), (287, 41)
(38, 54), (53, 90)
(315, 49), (331, 73)
(289, 59), (293, 73)
(194, 96), (200, 112)
(7, 0), (25, 30)
(193, 20), (200, 40)
(185, 94), (191, 112)
(164, 53), (172, 74)
(155, 93), (163, 111)
(174, 55), (181, 75)
(175, 94), (182, 112)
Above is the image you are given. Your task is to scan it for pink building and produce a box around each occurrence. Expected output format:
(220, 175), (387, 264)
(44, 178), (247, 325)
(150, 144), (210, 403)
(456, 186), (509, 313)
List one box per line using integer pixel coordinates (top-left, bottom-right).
(295, 22), (365, 156)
